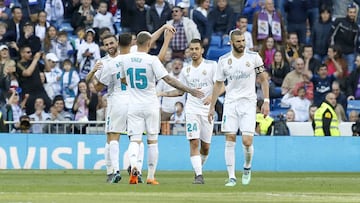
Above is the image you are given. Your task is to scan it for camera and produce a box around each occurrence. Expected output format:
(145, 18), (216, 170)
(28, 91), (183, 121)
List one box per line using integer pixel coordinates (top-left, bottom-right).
(19, 115), (31, 131)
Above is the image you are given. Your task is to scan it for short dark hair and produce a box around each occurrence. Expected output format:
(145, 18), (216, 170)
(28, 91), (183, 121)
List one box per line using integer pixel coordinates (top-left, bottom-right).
(229, 29), (243, 40)
(118, 33), (132, 46)
(53, 95), (64, 106)
(190, 38), (203, 47)
(102, 33), (117, 42)
(11, 6), (21, 13)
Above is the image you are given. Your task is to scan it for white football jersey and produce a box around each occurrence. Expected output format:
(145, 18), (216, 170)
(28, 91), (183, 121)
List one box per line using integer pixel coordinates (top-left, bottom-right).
(120, 52), (168, 106)
(216, 49), (264, 103)
(95, 54), (128, 97)
(180, 59), (217, 116)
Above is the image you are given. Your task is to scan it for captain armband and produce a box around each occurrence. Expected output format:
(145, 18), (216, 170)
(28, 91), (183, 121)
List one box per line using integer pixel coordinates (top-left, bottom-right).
(255, 65), (265, 74)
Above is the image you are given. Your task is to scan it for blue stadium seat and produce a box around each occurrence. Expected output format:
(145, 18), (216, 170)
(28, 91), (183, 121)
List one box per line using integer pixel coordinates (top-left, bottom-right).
(206, 46), (231, 61)
(346, 100), (360, 117)
(222, 35), (230, 46)
(247, 24), (253, 33)
(59, 22), (73, 34)
(210, 35), (222, 47)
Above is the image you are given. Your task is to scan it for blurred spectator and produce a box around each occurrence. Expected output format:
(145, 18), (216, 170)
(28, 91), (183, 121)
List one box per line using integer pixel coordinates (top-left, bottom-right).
(236, 15), (253, 50)
(18, 21), (41, 55)
(6, 6), (26, 43)
(178, 0), (190, 17)
(42, 53), (62, 100)
(348, 110), (359, 122)
(308, 104), (317, 122)
(167, 6), (200, 59)
(72, 80), (90, 134)
(0, 0), (11, 22)
(129, 0), (149, 34)
(15, 114), (32, 133)
(18, 0), (41, 22)
(311, 6), (332, 63)
(292, 75), (314, 101)
(96, 93), (106, 121)
(346, 54), (360, 100)
(302, 44), (321, 74)
(228, 0), (245, 20)
(332, 0), (353, 20)
(0, 45), (14, 105)
(259, 36), (276, 70)
(0, 22), (15, 44)
(190, 0), (211, 48)
(93, 1), (115, 34)
(281, 87), (311, 121)
(53, 31), (74, 63)
(208, 0), (234, 38)
(256, 99), (274, 135)
(119, 0), (136, 33)
(64, 0), (81, 20)
(170, 101), (186, 133)
(330, 3), (359, 73)
(16, 46), (52, 115)
(332, 80), (347, 113)
(34, 11), (50, 44)
(60, 59), (80, 110)
(43, 25), (57, 53)
(45, 95), (73, 134)
(146, 0), (172, 54)
(285, 109), (295, 122)
(71, 0), (96, 30)
(44, 0), (64, 29)
(252, 0), (286, 51)
(335, 102), (347, 122)
(313, 92), (340, 136)
(76, 28), (100, 79)
(284, 0), (311, 44)
(29, 97), (50, 133)
(285, 32), (301, 64)
(304, 64), (341, 107)
(2, 89), (28, 131)
(324, 45), (348, 91)
(269, 49), (290, 87)
(156, 58), (186, 121)
(306, 0), (319, 30)
(243, 0), (264, 24)
(281, 57), (306, 95)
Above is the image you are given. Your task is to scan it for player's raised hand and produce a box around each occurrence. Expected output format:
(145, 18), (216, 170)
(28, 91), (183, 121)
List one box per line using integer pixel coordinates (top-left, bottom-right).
(94, 60), (103, 71)
(162, 24), (176, 33)
(164, 29), (174, 40)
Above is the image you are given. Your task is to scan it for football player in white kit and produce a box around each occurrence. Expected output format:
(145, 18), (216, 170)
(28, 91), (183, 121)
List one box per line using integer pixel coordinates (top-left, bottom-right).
(120, 31), (204, 185)
(158, 39), (220, 184)
(208, 29), (270, 186)
(86, 33), (131, 183)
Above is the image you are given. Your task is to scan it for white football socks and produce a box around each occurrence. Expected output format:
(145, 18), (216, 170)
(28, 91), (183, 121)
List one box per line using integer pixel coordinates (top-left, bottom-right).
(137, 142), (144, 175)
(225, 141), (236, 179)
(128, 141), (140, 170)
(109, 140), (119, 172)
(105, 142), (112, 175)
(147, 143), (158, 180)
(191, 155), (202, 176)
(200, 154), (208, 166)
(243, 144), (254, 169)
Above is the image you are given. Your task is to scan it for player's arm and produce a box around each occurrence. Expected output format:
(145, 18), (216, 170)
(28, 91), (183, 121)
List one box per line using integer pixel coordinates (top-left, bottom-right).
(256, 65), (270, 117)
(158, 29), (173, 63)
(162, 75), (204, 98)
(208, 80), (224, 123)
(158, 89), (185, 97)
(150, 24), (176, 47)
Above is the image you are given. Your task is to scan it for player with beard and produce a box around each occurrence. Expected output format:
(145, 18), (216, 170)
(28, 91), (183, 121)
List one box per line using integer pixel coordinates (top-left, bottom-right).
(158, 39), (219, 184)
(208, 29), (270, 186)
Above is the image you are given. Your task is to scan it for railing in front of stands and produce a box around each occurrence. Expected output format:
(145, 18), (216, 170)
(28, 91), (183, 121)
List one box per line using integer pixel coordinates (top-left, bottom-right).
(3, 121), (223, 135)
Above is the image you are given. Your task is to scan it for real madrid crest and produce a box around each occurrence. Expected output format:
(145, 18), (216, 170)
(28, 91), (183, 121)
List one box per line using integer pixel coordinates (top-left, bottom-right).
(228, 58), (232, 65)
(246, 61), (250, 67)
(202, 70), (207, 75)
(186, 67), (191, 73)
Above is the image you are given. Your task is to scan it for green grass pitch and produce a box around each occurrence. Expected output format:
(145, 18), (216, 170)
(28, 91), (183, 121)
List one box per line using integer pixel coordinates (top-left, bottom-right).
(0, 170), (359, 203)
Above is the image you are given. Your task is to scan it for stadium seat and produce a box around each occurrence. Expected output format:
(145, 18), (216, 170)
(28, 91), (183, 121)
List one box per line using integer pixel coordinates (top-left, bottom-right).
(205, 46), (231, 61)
(59, 22), (74, 35)
(247, 24), (253, 33)
(209, 35), (222, 47)
(222, 35), (230, 46)
(346, 100), (360, 117)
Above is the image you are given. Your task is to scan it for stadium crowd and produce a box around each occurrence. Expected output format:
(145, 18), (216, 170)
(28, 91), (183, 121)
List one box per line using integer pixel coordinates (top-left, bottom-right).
(0, 0), (360, 135)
